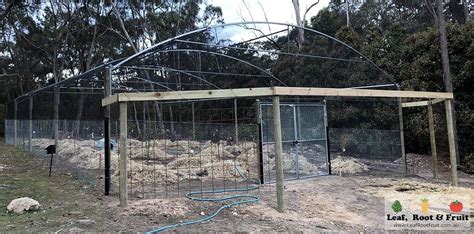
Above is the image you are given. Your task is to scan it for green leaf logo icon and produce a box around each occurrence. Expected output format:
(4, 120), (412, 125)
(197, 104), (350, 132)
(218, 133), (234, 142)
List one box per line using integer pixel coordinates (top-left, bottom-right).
(391, 200), (403, 213)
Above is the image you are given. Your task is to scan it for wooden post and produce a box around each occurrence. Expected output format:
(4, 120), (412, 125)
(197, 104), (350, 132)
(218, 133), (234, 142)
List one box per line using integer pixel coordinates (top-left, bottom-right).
(191, 102), (195, 140)
(119, 102), (128, 207)
(53, 85), (59, 150)
(397, 95), (407, 173)
(13, 99), (17, 146)
(28, 96), (33, 152)
(234, 99), (239, 143)
(427, 101), (439, 179)
(272, 96), (284, 213)
(445, 100), (458, 186)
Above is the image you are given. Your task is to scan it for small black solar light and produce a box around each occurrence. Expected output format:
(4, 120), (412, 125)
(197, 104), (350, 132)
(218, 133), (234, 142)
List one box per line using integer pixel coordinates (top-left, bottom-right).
(45, 145), (56, 177)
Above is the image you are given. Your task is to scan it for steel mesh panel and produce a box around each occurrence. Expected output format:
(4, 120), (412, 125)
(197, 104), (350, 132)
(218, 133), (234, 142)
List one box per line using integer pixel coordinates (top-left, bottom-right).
(260, 102), (329, 183)
(122, 101), (260, 199)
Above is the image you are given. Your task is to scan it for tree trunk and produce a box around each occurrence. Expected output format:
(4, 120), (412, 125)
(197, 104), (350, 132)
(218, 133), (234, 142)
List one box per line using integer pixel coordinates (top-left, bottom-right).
(291, 0), (304, 48)
(74, 93), (85, 138)
(133, 102), (141, 136)
(436, 0), (452, 92)
(346, 0), (350, 27)
(435, 0), (460, 164)
(463, 0), (470, 22)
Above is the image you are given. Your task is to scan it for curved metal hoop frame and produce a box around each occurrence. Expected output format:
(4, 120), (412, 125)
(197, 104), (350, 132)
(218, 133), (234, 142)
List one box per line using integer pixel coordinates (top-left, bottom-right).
(113, 21), (391, 79)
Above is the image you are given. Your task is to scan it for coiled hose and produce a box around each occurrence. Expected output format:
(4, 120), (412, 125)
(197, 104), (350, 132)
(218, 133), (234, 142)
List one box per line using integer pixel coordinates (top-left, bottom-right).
(145, 165), (261, 233)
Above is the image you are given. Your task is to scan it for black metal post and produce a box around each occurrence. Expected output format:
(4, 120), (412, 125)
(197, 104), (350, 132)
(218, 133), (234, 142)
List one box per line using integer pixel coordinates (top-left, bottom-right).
(104, 118), (110, 195)
(49, 153), (54, 177)
(258, 122), (264, 184)
(104, 66), (112, 195)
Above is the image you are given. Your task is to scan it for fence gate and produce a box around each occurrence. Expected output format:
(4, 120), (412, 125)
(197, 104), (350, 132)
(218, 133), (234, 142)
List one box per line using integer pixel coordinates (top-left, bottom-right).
(259, 102), (329, 183)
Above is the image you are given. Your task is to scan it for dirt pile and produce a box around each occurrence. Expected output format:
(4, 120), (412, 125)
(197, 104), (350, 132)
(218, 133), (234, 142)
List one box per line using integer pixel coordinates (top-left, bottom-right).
(331, 156), (368, 174)
(126, 140), (258, 185)
(31, 138), (258, 187)
(264, 152), (323, 174)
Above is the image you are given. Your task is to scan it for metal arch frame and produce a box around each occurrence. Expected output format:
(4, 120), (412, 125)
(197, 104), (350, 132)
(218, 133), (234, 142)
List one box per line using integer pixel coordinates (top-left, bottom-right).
(173, 39), (365, 63)
(123, 65), (270, 77)
(111, 21), (394, 83)
(113, 65), (180, 93)
(14, 58), (125, 102)
(122, 76), (177, 92)
(149, 49), (287, 86)
(15, 21), (396, 103)
(121, 65), (220, 89)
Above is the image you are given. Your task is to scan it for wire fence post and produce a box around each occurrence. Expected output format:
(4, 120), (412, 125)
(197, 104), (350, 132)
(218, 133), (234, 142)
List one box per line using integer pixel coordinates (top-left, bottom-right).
(445, 99), (458, 186)
(28, 96), (33, 152)
(13, 99), (17, 146)
(234, 98), (239, 143)
(192, 102), (195, 140)
(272, 95), (284, 213)
(54, 85), (59, 151)
(119, 101), (128, 207)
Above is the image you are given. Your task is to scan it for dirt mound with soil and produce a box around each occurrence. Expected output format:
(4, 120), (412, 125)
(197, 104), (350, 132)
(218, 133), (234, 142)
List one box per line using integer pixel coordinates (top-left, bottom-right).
(331, 156), (368, 174)
(32, 138), (258, 187)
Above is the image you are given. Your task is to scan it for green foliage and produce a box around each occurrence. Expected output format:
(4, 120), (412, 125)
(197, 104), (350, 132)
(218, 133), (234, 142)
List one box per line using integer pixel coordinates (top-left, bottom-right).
(391, 200), (403, 213)
(308, 1), (473, 170)
(0, 1), (472, 171)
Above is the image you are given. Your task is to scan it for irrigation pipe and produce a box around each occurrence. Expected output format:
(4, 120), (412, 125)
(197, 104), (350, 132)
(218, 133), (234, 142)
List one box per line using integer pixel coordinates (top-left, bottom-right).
(145, 165), (261, 233)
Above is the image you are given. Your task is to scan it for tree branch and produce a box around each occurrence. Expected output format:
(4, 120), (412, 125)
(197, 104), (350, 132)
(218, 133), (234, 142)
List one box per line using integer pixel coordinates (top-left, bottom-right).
(303, 1), (320, 23)
(112, 1), (139, 53)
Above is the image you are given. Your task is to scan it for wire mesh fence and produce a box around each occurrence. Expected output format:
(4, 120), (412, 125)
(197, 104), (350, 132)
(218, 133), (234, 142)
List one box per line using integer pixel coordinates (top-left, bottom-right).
(403, 100), (452, 178)
(4, 93), (411, 198)
(117, 100), (262, 199)
(123, 121), (260, 199)
(5, 118), (108, 185)
(259, 102), (329, 183)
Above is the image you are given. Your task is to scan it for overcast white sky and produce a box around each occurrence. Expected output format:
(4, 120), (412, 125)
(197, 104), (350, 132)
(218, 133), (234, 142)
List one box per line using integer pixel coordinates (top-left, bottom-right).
(208, 0), (330, 24)
(203, 0), (331, 42)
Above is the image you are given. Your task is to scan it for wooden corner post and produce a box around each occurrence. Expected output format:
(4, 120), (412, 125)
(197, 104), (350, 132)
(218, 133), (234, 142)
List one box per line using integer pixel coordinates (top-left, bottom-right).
(272, 95), (284, 213)
(427, 101), (439, 179)
(445, 99), (458, 186)
(119, 101), (128, 207)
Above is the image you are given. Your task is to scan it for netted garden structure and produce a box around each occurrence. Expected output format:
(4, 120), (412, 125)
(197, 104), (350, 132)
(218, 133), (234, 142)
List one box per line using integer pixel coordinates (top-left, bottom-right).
(4, 22), (457, 206)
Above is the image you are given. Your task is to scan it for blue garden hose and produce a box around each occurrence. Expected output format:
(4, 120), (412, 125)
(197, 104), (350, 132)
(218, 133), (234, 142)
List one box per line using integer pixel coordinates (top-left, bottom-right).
(145, 166), (261, 233)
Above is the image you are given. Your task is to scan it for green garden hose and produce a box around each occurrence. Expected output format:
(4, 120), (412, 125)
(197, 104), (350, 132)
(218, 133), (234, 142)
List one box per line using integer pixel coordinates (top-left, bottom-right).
(145, 165), (260, 233)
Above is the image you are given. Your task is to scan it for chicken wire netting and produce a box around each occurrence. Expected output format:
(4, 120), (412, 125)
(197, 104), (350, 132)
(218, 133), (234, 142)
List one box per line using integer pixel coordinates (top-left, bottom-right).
(326, 96), (404, 175)
(5, 89), (107, 186)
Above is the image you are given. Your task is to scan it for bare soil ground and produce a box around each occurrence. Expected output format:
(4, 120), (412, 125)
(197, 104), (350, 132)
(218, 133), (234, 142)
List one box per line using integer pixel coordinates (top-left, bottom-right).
(1, 142), (473, 232)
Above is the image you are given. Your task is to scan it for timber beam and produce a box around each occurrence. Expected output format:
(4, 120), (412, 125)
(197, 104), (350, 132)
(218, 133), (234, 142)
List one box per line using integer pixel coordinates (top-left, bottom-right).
(102, 87), (454, 106)
(401, 99), (445, 108)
